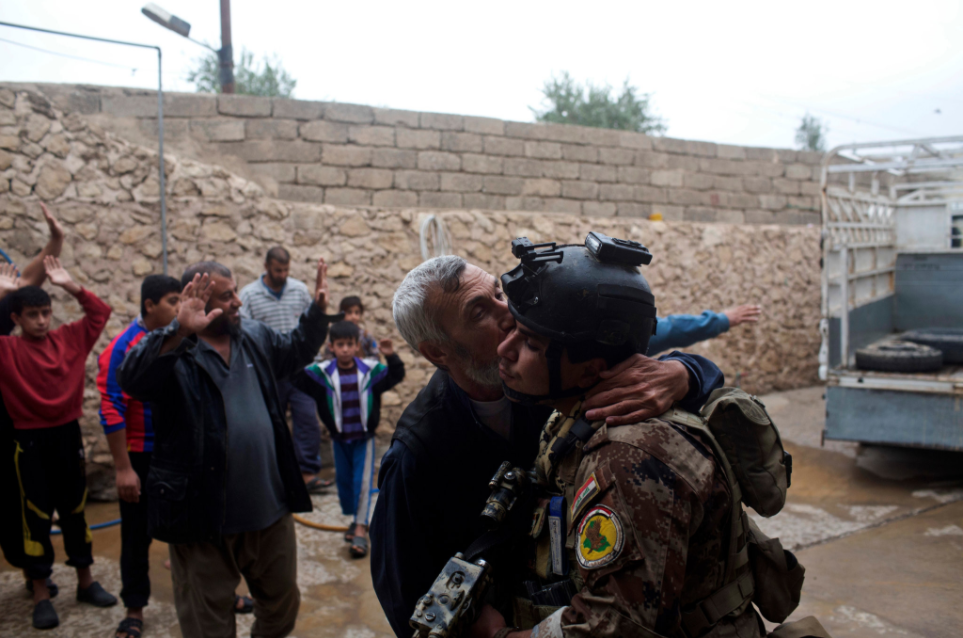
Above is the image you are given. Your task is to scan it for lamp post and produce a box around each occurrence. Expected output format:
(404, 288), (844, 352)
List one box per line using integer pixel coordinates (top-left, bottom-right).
(0, 21), (170, 275)
(141, 2), (235, 93)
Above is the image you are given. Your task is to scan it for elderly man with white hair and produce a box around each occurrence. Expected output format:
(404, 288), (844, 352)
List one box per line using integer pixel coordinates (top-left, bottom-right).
(369, 255), (725, 637)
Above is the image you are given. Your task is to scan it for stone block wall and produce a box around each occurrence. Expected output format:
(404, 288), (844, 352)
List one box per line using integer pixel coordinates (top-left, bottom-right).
(3, 83), (825, 226)
(0, 87), (821, 498)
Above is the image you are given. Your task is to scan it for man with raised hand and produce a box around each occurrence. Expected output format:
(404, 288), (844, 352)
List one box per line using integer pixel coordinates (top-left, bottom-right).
(118, 258), (340, 638)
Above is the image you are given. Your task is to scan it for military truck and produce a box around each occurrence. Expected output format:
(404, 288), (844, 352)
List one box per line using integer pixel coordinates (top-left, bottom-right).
(819, 136), (963, 451)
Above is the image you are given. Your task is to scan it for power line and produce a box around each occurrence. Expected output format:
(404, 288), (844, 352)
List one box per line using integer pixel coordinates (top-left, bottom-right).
(0, 35), (138, 73)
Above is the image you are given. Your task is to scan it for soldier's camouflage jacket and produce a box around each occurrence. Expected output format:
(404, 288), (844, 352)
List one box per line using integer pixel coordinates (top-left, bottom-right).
(523, 407), (762, 638)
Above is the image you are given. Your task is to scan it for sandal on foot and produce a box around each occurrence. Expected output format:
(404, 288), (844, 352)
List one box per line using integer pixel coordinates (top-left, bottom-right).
(234, 594), (254, 614)
(344, 529), (354, 543)
(26, 578), (59, 599)
(33, 599), (59, 630)
(116, 617), (143, 638)
(304, 477), (333, 493)
(349, 535), (369, 559)
(77, 581), (118, 607)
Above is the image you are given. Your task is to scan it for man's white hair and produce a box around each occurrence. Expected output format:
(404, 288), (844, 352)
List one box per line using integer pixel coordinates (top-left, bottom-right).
(393, 255), (467, 351)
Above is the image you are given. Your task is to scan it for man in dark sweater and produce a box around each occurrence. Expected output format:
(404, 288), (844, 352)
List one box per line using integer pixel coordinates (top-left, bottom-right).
(0, 256), (116, 630)
(118, 259), (338, 638)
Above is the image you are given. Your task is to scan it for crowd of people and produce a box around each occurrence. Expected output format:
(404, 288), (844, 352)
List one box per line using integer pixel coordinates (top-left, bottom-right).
(0, 203), (791, 638)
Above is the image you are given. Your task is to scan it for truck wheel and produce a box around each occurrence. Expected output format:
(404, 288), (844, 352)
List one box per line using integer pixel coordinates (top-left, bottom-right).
(855, 341), (943, 372)
(902, 328), (963, 364)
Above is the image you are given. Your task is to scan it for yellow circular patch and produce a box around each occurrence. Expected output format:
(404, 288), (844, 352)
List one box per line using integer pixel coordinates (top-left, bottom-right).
(576, 505), (624, 570)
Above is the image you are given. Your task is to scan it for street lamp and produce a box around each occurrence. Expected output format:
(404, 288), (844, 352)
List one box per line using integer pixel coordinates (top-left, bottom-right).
(141, 2), (235, 94)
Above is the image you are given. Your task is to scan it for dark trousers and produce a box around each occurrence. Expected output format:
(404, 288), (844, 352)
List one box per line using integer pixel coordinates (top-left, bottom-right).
(276, 380), (322, 475)
(0, 416), (25, 568)
(120, 451), (153, 609)
(13, 421), (93, 581)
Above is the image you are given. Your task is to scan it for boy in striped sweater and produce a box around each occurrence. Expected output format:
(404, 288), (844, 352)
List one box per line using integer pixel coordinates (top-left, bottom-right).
(295, 321), (405, 558)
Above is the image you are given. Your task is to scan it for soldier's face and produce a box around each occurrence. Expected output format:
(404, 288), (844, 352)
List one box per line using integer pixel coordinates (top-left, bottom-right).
(498, 324), (605, 402)
(429, 265), (514, 387)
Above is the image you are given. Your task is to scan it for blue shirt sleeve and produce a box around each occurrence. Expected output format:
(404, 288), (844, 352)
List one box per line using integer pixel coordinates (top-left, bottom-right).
(657, 351), (724, 413)
(647, 311), (730, 355)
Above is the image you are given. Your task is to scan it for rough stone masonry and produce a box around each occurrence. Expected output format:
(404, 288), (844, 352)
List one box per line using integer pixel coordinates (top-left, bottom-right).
(0, 87), (820, 497)
(2, 83), (826, 226)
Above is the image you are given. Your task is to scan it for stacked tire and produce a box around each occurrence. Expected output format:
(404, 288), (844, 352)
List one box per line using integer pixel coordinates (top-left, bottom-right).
(902, 328), (963, 365)
(855, 341), (943, 373)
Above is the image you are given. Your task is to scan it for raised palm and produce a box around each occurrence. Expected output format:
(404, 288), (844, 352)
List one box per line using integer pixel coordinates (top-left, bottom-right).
(0, 263), (19, 296)
(177, 273), (222, 334)
(43, 256), (73, 288)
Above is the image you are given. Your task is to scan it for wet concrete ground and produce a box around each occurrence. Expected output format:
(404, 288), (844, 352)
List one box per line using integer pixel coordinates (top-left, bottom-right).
(1, 385), (961, 637)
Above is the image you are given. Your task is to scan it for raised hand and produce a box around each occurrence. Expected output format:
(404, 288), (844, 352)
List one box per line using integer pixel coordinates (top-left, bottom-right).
(724, 304), (762, 327)
(176, 273), (222, 336)
(313, 257), (329, 312)
(378, 337), (394, 356)
(40, 202), (64, 241)
(44, 256), (81, 295)
(0, 262), (20, 299)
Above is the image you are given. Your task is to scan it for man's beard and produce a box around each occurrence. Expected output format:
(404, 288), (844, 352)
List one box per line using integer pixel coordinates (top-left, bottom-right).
(206, 305), (241, 337)
(453, 343), (502, 388)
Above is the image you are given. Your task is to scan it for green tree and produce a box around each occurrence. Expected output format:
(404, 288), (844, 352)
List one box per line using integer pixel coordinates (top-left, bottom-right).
(795, 113), (828, 153)
(530, 72), (666, 135)
(186, 48), (296, 98)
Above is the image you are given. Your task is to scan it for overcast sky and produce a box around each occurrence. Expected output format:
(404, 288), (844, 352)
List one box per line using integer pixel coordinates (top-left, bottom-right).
(2, 1), (962, 150)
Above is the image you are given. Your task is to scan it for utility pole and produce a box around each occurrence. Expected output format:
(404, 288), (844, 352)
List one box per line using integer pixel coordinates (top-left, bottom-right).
(218, 0), (235, 93)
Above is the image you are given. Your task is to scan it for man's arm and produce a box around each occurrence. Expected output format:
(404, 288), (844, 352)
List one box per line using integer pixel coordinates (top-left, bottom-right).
(20, 203), (64, 287)
(647, 311), (730, 356)
(97, 337), (140, 503)
(582, 352), (724, 425)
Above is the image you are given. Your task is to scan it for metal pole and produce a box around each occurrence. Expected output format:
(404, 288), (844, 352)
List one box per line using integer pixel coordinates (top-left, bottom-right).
(0, 21), (168, 275)
(157, 48), (168, 275)
(839, 245), (849, 368)
(219, 0), (235, 93)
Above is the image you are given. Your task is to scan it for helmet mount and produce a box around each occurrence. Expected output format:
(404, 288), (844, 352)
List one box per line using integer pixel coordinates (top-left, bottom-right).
(500, 232), (658, 405)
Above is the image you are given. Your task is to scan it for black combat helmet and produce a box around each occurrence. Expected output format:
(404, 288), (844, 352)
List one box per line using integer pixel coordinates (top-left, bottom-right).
(500, 232), (658, 403)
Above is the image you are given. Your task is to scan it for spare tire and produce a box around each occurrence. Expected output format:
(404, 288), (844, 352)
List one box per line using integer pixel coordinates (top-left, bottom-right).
(855, 341), (943, 373)
(902, 328), (963, 364)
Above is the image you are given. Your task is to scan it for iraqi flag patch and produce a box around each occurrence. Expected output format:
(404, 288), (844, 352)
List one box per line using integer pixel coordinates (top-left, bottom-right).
(571, 473), (599, 520)
(576, 505), (624, 570)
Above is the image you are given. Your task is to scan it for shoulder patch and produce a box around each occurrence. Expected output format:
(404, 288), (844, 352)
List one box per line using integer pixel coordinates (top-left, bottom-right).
(571, 473), (599, 520)
(576, 505), (624, 570)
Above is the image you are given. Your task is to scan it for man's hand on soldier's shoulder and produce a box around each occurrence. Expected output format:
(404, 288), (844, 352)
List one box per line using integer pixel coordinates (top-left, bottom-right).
(583, 354), (690, 426)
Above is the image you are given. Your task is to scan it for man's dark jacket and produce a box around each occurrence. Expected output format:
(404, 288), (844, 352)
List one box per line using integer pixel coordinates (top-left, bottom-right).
(117, 304), (334, 544)
(369, 352), (724, 637)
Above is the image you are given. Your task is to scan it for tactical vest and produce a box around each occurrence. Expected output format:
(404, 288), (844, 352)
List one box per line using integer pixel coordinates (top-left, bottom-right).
(515, 389), (808, 638)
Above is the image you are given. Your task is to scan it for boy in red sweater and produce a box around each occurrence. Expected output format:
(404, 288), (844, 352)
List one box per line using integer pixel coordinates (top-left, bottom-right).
(0, 256), (117, 630)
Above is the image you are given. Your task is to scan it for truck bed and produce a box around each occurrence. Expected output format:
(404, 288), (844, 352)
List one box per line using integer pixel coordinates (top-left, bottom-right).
(828, 365), (963, 395)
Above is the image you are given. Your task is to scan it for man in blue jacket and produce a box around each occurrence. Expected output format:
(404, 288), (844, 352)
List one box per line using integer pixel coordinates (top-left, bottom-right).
(370, 254), (728, 637)
(648, 304), (761, 355)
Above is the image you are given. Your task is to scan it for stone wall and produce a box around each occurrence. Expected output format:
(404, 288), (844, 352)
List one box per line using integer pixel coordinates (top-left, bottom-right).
(2, 83), (824, 226)
(0, 87), (821, 498)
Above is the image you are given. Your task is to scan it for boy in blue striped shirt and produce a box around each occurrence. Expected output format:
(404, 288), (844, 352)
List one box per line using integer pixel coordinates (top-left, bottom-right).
(295, 321), (405, 558)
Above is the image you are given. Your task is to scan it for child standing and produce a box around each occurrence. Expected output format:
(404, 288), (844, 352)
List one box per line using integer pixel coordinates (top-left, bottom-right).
(0, 257), (117, 629)
(324, 296), (379, 359)
(296, 320), (404, 558)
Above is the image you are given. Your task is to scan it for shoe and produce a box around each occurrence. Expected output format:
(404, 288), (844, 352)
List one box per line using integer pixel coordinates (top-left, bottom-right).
(76, 581), (117, 607)
(32, 599), (59, 630)
(25, 578), (59, 599)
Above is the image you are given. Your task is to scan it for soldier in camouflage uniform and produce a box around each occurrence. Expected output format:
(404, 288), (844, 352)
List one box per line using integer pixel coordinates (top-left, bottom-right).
(470, 234), (763, 638)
